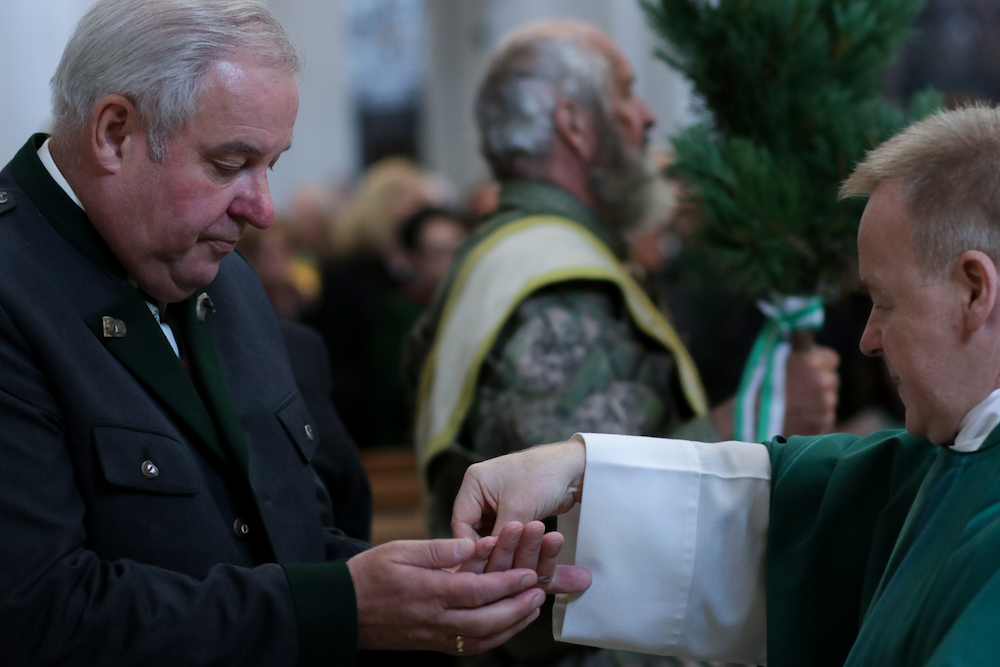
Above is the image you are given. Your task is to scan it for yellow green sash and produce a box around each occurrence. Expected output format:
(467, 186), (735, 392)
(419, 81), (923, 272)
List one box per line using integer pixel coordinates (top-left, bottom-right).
(415, 215), (708, 471)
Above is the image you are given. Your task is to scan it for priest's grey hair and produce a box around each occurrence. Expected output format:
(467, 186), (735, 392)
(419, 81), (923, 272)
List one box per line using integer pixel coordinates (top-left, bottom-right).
(841, 104), (1000, 278)
(50, 0), (300, 162)
(475, 33), (610, 179)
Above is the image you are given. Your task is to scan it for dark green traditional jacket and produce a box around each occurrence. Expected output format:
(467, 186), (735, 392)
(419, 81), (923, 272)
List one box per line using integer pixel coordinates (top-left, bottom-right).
(768, 426), (1000, 666)
(0, 135), (361, 666)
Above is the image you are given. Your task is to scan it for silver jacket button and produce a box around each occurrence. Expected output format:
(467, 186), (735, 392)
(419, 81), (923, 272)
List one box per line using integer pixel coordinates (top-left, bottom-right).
(233, 518), (250, 541)
(141, 460), (159, 479)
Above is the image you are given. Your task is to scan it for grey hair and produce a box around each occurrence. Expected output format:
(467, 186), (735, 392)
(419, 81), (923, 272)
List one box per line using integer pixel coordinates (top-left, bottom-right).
(51, 0), (300, 161)
(841, 104), (1000, 278)
(475, 34), (610, 179)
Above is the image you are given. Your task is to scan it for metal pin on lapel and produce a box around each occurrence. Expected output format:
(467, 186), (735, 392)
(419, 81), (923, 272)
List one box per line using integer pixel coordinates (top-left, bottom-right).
(101, 316), (127, 338)
(196, 293), (216, 322)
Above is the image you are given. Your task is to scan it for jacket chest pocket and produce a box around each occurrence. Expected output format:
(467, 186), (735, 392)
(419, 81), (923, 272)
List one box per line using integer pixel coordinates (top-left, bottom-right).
(275, 391), (319, 463)
(93, 424), (199, 495)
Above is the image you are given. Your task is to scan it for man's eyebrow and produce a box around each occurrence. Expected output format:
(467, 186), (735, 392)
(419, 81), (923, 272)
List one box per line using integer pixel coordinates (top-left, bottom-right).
(216, 141), (263, 155)
(214, 141), (293, 155)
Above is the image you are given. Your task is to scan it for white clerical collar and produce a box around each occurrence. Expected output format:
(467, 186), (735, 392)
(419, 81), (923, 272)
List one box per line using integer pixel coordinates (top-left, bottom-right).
(37, 138), (84, 210)
(953, 388), (1000, 453)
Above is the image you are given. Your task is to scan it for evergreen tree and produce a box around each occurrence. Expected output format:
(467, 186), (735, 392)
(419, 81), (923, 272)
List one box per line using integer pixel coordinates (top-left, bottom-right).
(644, 0), (938, 298)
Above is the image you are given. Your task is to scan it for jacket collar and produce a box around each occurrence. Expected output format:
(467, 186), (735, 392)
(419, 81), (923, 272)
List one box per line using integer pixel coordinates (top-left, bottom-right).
(9, 134), (126, 280)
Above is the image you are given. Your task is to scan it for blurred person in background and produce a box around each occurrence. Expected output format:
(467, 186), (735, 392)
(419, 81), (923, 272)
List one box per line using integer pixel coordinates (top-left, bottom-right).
(303, 157), (452, 447)
(466, 181), (501, 228)
(368, 207), (469, 450)
(408, 20), (839, 667)
(239, 221), (321, 321)
(400, 207), (469, 308)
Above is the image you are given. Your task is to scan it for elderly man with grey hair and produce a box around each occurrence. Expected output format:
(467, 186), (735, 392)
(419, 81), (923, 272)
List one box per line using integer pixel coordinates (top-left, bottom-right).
(450, 104), (1000, 666)
(0, 1), (590, 665)
(410, 20), (838, 665)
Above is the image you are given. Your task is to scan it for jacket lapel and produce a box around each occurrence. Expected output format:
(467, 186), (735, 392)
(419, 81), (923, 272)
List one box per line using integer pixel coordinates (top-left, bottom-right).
(85, 287), (231, 468)
(182, 288), (250, 475)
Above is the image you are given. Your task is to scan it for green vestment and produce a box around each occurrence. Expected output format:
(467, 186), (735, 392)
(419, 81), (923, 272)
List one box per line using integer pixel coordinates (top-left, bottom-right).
(768, 426), (1000, 666)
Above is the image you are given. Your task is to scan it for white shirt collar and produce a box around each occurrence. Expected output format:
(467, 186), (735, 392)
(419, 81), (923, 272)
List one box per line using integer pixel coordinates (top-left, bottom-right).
(37, 138), (84, 210)
(953, 387), (1000, 453)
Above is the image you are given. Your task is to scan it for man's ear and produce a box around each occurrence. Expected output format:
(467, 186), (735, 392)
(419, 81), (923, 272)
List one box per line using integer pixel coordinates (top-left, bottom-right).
(88, 94), (141, 174)
(957, 250), (999, 333)
(553, 98), (596, 164)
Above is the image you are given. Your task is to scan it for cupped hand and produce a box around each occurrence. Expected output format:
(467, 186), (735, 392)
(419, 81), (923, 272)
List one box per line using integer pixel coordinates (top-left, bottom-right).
(348, 537), (546, 654)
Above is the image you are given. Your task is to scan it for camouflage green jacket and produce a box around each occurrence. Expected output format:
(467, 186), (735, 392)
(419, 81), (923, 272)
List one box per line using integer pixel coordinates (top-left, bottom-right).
(408, 180), (716, 538)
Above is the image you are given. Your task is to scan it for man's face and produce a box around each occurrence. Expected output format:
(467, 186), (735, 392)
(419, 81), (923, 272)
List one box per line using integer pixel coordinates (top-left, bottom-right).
(601, 39), (655, 153)
(414, 215), (466, 284)
(857, 180), (966, 444)
(583, 35), (658, 230)
(100, 53), (299, 302)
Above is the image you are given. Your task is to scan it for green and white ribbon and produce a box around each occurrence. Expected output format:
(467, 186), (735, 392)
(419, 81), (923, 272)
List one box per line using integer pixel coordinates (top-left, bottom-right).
(734, 295), (824, 442)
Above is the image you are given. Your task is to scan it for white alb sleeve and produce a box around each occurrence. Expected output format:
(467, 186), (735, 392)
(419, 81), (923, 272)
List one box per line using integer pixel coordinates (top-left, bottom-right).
(552, 433), (771, 665)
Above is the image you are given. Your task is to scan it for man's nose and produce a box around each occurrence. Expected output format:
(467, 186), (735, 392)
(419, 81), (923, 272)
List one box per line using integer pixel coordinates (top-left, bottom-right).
(230, 170), (275, 230)
(637, 94), (656, 131)
(859, 311), (882, 357)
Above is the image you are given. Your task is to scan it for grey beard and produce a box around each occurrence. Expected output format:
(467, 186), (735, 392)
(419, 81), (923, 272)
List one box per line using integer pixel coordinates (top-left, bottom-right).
(587, 133), (658, 233)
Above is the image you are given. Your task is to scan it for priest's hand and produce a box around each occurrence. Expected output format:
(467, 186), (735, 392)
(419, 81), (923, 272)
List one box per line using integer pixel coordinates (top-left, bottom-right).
(348, 537), (547, 654)
(451, 436), (590, 544)
(783, 345), (840, 436)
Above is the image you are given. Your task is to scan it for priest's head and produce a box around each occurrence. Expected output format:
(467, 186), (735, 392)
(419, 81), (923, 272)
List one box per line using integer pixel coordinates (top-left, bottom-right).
(842, 105), (1000, 445)
(47, 0), (300, 303)
(474, 20), (663, 231)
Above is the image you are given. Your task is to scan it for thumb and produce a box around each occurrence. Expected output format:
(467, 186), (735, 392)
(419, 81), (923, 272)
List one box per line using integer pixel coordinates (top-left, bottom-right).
(395, 538), (476, 570)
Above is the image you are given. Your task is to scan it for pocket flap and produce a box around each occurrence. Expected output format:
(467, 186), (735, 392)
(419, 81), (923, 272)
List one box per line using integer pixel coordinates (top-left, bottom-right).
(276, 392), (319, 463)
(93, 425), (199, 495)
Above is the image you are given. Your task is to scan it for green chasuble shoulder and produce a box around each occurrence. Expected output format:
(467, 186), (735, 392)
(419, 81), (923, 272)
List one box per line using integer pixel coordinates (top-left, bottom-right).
(766, 426), (1000, 666)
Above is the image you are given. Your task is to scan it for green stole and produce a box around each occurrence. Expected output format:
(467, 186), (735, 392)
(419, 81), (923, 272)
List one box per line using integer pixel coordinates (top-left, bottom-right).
(414, 212), (708, 474)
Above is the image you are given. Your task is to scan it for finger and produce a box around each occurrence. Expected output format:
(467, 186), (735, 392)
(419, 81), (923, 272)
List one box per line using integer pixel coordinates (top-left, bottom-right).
(456, 536), (497, 575)
(392, 538), (476, 570)
(483, 521), (522, 573)
(442, 586), (545, 638)
(449, 606), (543, 655)
(452, 469), (494, 541)
(534, 531), (563, 587)
(511, 521), (545, 571)
(545, 564), (593, 594)
(443, 567), (538, 609)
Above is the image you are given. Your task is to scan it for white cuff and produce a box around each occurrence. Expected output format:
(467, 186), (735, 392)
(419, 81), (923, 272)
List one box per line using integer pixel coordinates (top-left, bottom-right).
(553, 433), (771, 665)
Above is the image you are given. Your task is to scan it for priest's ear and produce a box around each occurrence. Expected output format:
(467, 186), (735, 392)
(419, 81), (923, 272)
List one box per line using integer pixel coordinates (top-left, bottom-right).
(88, 94), (143, 174)
(957, 250), (1000, 333)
